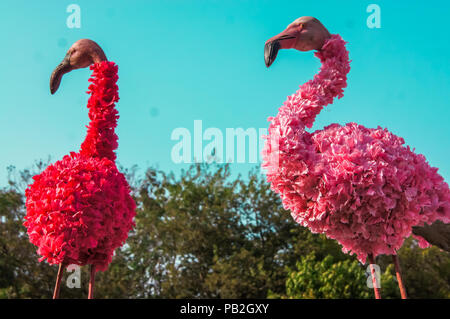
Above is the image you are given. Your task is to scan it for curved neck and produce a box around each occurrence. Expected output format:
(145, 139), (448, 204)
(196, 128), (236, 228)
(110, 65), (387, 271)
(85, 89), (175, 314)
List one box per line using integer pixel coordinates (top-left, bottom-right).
(80, 61), (120, 161)
(263, 35), (349, 176)
(278, 34), (350, 129)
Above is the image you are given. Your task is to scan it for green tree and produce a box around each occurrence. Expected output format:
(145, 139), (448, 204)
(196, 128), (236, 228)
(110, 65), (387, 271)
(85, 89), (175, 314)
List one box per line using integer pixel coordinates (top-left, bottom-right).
(377, 237), (450, 299)
(0, 163), (58, 298)
(1, 163), (449, 299)
(273, 252), (399, 299)
(0, 163), (139, 299)
(128, 164), (380, 298)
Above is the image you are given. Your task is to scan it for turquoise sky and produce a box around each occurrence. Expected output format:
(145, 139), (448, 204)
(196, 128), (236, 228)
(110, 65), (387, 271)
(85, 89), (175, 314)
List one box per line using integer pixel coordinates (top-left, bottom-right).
(0, 0), (449, 187)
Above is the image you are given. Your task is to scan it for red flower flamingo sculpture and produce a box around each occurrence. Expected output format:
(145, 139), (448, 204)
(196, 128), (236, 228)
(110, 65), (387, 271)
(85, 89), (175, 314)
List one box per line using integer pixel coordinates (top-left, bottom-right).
(24, 39), (136, 299)
(262, 17), (450, 299)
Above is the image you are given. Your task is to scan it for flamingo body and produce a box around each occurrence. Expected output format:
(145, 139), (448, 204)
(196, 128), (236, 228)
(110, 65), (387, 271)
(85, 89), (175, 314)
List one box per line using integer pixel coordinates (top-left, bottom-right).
(24, 61), (135, 271)
(263, 35), (450, 262)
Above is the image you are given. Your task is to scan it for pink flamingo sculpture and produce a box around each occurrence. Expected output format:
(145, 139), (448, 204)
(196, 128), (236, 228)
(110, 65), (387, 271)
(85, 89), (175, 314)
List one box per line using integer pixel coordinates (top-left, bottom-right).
(24, 39), (136, 299)
(262, 17), (450, 299)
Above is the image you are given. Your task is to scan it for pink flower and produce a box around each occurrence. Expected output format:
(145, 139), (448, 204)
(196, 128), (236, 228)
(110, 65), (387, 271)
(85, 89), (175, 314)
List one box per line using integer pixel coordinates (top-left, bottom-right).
(262, 35), (450, 263)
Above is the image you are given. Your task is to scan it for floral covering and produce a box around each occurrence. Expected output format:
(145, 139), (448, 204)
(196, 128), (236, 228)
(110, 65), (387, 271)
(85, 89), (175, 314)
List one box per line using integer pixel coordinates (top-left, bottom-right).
(24, 61), (136, 271)
(262, 35), (450, 262)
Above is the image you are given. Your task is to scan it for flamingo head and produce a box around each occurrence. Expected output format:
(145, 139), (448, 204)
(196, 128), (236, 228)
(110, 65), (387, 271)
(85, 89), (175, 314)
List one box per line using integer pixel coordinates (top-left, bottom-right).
(50, 39), (107, 94)
(264, 16), (331, 67)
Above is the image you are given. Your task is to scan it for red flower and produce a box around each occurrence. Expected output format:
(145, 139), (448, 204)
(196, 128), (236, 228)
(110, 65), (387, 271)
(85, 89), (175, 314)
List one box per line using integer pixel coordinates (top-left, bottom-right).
(24, 62), (136, 271)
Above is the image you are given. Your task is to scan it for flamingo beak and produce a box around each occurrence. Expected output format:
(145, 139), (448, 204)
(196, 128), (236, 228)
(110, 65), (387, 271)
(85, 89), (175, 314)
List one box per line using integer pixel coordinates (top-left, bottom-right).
(50, 53), (73, 94)
(264, 31), (297, 67)
(264, 40), (281, 67)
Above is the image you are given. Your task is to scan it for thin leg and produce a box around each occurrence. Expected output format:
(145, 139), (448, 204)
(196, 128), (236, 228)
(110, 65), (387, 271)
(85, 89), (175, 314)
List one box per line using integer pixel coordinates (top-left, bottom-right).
(53, 263), (66, 299)
(368, 254), (381, 299)
(88, 264), (96, 299)
(392, 255), (407, 299)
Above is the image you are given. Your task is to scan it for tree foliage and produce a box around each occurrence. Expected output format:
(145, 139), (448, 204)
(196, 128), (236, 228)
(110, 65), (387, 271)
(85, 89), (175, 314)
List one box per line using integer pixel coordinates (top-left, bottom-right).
(272, 252), (399, 299)
(0, 163), (449, 298)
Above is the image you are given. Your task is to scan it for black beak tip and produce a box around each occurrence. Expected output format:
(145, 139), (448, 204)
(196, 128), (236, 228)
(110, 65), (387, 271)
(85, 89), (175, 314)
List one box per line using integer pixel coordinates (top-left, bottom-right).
(50, 80), (59, 95)
(49, 55), (72, 96)
(49, 67), (65, 95)
(264, 41), (279, 68)
(264, 43), (272, 67)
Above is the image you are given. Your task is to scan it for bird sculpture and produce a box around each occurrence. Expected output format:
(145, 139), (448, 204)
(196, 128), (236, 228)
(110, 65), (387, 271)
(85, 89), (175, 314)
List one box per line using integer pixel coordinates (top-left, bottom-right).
(262, 16), (450, 299)
(24, 39), (136, 299)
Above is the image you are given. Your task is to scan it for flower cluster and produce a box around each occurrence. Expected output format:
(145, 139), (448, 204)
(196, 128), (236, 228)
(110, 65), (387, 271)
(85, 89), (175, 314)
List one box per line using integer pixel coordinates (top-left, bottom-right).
(24, 62), (136, 271)
(263, 35), (450, 262)
(80, 61), (120, 161)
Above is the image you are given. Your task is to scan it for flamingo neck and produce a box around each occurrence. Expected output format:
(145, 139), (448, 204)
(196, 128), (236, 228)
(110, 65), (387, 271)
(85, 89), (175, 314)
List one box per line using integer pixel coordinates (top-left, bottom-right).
(80, 61), (120, 162)
(277, 34), (350, 130)
(263, 35), (349, 176)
